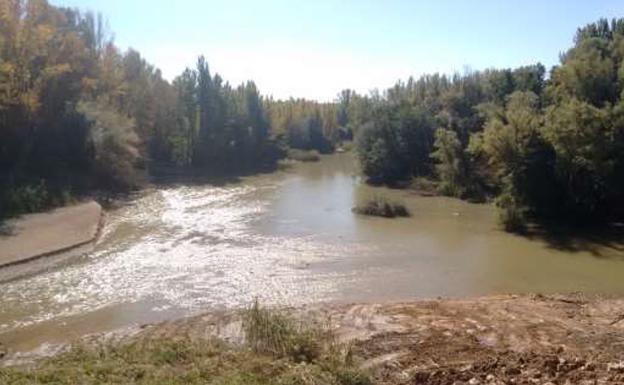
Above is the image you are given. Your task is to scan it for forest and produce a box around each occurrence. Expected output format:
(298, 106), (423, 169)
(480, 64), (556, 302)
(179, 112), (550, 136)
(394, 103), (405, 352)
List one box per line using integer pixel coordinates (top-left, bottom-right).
(351, 19), (624, 230)
(2, 0), (624, 231)
(0, 0), (343, 218)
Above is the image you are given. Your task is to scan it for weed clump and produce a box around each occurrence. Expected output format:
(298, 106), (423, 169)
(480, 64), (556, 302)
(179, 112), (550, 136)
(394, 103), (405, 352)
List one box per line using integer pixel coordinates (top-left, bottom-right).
(0, 301), (371, 385)
(352, 195), (410, 218)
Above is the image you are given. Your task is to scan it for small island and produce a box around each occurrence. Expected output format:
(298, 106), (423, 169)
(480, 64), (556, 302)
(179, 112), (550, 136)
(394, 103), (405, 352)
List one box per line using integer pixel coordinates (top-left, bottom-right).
(352, 195), (411, 218)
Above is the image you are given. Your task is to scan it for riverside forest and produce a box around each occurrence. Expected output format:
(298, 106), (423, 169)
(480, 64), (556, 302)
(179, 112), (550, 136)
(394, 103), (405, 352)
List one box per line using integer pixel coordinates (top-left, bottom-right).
(3, 1), (624, 384)
(3, 5), (624, 231)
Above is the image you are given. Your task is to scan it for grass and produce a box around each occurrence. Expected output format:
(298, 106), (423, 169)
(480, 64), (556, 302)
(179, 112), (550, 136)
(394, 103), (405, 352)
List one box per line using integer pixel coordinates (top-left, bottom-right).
(287, 149), (321, 162)
(409, 177), (439, 195)
(336, 142), (355, 153)
(353, 195), (410, 218)
(0, 301), (371, 385)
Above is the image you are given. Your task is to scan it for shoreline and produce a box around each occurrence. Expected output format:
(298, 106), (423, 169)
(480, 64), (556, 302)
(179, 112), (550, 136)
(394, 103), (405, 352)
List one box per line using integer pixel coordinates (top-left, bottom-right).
(0, 201), (103, 283)
(2, 293), (624, 383)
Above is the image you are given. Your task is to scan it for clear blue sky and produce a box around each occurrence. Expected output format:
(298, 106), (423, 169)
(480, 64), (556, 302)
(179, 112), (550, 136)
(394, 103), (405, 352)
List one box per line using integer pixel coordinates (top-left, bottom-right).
(51, 0), (624, 101)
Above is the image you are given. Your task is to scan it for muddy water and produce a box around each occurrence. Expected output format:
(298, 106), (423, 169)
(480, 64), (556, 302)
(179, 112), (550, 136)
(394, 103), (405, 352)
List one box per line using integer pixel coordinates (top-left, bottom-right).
(2, 153), (624, 354)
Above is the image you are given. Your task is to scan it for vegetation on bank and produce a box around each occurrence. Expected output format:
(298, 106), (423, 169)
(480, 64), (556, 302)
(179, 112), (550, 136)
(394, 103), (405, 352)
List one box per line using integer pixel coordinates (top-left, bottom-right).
(0, 0), (347, 220)
(347, 19), (624, 231)
(286, 149), (321, 162)
(352, 195), (410, 218)
(3, 0), (624, 234)
(0, 302), (371, 385)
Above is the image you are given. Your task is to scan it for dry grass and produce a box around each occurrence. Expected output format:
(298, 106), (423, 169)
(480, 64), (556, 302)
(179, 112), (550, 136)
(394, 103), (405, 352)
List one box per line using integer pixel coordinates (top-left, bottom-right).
(0, 302), (371, 385)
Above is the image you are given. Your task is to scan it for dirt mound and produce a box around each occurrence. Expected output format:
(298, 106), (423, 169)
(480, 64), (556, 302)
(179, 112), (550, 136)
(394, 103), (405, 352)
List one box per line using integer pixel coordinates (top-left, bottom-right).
(326, 294), (624, 384)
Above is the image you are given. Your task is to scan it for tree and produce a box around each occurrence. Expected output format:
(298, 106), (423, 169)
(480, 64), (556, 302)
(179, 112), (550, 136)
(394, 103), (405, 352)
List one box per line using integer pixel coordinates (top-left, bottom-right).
(431, 128), (469, 197)
(78, 101), (140, 191)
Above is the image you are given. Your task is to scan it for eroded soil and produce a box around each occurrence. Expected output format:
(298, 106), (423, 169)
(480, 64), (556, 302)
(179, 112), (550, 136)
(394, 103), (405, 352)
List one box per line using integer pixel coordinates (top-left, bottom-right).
(3, 294), (624, 384)
(139, 294), (624, 384)
(334, 294), (624, 384)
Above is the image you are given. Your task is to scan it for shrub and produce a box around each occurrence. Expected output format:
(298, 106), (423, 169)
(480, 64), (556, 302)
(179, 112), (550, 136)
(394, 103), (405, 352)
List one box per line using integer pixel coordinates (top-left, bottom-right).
(0, 301), (371, 385)
(338, 141), (355, 152)
(243, 299), (324, 363)
(352, 195), (411, 218)
(410, 177), (438, 194)
(496, 193), (528, 232)
(1, 181), (49, 218)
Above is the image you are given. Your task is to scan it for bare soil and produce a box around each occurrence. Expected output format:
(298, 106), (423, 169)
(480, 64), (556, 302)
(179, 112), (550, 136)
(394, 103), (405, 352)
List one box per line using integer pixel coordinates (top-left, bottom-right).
(332, 294), (624, 384)
(0, 201), (102, 281)
(133, 294), (624, 384)
(0, 201), (101, 266)
(3, 294), (624, 384)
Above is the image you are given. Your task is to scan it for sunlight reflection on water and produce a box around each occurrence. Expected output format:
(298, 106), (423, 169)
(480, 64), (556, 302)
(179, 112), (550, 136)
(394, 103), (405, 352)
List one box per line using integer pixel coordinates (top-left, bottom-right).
(3, 153), (624, 346)
(0, 180), (355, 334)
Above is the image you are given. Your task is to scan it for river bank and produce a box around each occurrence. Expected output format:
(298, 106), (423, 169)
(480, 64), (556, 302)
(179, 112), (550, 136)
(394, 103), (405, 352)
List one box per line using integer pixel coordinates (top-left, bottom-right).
(2, 294), (624, 384)
(3, 153), (624, 361)
(0, 201), (103, 282)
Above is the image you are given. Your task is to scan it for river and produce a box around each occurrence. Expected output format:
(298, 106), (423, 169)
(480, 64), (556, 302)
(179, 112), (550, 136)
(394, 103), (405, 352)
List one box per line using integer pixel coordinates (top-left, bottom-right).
(2, 153), (624, 354)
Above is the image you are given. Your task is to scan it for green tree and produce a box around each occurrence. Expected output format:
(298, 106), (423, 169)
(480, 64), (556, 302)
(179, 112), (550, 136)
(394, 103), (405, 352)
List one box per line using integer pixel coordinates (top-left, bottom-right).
(431, 128), (469, 197)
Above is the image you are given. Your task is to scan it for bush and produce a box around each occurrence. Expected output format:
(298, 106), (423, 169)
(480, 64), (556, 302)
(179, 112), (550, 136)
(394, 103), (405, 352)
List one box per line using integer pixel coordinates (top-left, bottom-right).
(1, 301), (371, 384)
(410, 177), (438, 194)
(287, 149), (321, 162)
(242, 300), (371, 385)
(337, 141), (355, 153)
(243, 299), (324, 363)
(352, 195), (411, 218)
(1, 181), (49, 218)
(496, 193), (528, 232)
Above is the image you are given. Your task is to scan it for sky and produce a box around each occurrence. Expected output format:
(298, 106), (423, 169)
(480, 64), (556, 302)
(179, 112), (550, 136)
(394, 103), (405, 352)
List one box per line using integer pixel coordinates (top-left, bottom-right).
(50, 0), (624, 102)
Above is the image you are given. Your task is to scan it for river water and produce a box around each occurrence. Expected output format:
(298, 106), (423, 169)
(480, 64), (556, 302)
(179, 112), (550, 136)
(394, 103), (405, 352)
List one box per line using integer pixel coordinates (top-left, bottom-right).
(2, 153), (624, 353)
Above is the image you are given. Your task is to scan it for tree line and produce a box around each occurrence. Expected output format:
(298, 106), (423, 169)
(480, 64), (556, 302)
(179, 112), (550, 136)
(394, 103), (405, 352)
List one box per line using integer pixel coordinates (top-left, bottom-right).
(348, 18), (624, 230)
(0, 0), (346, 218)
(2, 0), (623, 231)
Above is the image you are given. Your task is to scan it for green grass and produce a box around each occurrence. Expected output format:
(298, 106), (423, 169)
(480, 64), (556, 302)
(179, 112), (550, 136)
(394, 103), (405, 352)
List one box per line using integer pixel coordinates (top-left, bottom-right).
(336, 142), (355, 153)
(0, 302), (371, 385)
(287, 149), (321, 162)
(352, 195), (410, 218)
(409, 177), (438, 195)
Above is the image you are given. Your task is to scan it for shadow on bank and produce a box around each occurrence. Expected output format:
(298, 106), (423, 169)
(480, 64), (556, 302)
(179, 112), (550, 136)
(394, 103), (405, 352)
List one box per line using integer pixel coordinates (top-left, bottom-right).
(146, 159), (298, 188)
(518, 221), (624, 259)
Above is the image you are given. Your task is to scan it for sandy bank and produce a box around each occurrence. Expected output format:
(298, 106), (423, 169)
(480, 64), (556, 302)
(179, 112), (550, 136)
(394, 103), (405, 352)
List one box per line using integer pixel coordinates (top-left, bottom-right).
(0, 201), (102, 281)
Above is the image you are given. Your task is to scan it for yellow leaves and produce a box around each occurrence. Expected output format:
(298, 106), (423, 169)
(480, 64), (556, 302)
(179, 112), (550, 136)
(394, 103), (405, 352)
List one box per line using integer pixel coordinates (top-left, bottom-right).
(42, 63), (71, 79)
(0, 62), (15, 75)
(35, 24), (55, 46)
(81, 77), (98, 94)
(0, 0), (21, 27)
(19, 89), (40, 114)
